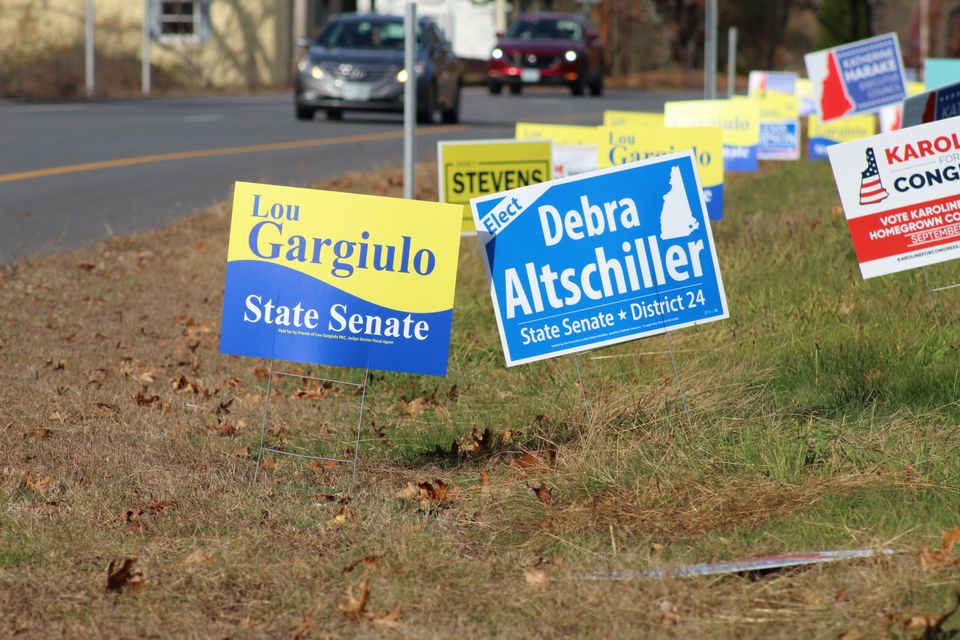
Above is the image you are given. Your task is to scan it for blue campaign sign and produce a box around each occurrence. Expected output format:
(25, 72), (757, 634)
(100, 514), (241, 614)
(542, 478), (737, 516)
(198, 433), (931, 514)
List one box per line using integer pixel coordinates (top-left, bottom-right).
(902, 80), (960, 128)
(471, 152), (729, 367)
(805, 33), (907, 121)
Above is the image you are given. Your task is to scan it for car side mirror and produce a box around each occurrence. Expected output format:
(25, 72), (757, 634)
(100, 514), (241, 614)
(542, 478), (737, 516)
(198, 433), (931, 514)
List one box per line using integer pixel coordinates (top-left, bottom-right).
(296, 37), (311, 48)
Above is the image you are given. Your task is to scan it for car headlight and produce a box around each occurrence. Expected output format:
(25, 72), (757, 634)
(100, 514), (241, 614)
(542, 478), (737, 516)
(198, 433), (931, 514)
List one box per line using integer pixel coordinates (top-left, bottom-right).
(310, 65), (324, 80)
(491, 47), (504, 60)
(397, 63), (425, 83)
(564, 50), (577, 62)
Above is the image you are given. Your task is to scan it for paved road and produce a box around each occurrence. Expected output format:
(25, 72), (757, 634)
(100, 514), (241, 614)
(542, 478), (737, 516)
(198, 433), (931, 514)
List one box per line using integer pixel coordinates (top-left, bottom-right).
(1, 87), (696, 263)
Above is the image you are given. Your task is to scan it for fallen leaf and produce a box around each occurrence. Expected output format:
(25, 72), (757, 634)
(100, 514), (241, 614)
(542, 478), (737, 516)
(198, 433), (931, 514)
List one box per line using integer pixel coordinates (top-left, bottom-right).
(920, 526), (960, 568)
(232, 447), (251, 458)
(370, 608), (403, 628)
(337, 580), (370, 618)
(260, 458), (278, 471)
(651, 542), (665, 556)
(394, 482), (418, 500)
(523, 568), (548, 588)
(136, 370), (156, 384)
(75, 262), (96, 272)
(479, 469), (490, 494)
(148, 500), (177, 513)
(289, 617), (316, 640)
(26, 475), (57, 495)
(532, 483), (552, 505)
(512, 450), (548, 471)
(24, 426), (51, 441)
(214, 423), (238, 437)
(106, 557), (143, 592)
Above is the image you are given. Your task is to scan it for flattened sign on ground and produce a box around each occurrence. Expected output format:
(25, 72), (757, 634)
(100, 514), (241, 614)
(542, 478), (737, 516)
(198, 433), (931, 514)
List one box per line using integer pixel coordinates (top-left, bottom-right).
(438, 139), (552, 232)
(805, 33), (907, 122)
(827, 118), (960, 279)
(220, 182), (462, 376)
(471, 152), (728, 367)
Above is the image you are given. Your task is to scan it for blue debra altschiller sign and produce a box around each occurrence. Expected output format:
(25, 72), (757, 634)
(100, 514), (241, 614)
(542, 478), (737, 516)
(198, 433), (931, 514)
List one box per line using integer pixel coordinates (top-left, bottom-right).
(471, 152), (729, 366)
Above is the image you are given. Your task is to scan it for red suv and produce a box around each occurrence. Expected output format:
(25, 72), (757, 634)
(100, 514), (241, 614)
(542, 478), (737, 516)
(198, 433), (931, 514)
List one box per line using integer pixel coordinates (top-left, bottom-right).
(488, 13), (604, 96)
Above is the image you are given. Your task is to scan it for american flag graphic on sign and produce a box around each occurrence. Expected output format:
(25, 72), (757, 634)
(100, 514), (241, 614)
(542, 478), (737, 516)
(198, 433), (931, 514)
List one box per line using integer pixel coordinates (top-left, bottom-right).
(859, 147), (888, 205)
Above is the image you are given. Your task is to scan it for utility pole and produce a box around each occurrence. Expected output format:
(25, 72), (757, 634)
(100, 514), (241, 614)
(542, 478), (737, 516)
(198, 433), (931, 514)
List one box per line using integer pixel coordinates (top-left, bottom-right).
(726, 26), (737, 97)
(142, 0), (152, 96)
(85, 0), (95, 97)
(403, 2), (417, 200)
(704, 0), (718, 99)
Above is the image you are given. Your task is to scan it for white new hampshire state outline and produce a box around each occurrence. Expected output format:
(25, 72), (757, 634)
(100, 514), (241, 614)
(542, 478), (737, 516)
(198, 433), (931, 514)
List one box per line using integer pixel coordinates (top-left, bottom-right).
(659, 165), (700, 240)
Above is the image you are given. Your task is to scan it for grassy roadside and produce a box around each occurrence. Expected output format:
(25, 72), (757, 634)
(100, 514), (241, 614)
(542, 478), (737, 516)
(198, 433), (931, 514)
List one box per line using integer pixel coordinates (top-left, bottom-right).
(1, 160), (959, 638)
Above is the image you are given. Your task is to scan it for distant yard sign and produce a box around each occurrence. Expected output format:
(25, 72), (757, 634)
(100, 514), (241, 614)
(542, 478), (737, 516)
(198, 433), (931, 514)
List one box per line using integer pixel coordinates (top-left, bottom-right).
(902, 80), (960, 128)
(664, 99), (760, 172)
(472, 151), (728, 366)
(437, 139), (552, 232)
(748, 71), (799, 97)
(597, 126), (725, 219)
(807, 114), (877, 160)
(827, 118), (960, 278)
(804, 33), (907, 122)
(219, 182), (462, 376)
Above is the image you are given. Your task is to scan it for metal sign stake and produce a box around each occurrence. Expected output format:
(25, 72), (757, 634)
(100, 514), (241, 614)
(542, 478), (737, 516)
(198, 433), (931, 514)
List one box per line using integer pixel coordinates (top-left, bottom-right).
(253, 361), (371, 482)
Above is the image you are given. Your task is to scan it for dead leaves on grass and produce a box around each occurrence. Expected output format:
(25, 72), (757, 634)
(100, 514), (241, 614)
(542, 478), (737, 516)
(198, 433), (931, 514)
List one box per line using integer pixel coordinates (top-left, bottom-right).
(337, 580), (403, 628)
(394, 479), (461, 514)
(920, 526), (960, 569)
(904, 591), (960, 639)
(106, 557), (144, 593)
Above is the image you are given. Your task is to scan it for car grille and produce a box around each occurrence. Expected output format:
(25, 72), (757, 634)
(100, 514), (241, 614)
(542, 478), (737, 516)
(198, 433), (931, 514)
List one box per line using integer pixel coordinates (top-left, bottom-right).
(327, 64), (391, 82)
(508, 53), (559, 69)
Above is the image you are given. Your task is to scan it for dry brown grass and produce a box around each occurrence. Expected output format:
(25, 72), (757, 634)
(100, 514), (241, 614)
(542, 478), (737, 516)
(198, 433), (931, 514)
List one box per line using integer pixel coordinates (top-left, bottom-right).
(1, 162), (959, 638)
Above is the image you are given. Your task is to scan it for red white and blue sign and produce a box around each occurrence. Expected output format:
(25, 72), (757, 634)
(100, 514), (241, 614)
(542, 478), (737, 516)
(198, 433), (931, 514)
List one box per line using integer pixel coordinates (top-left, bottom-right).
(903, 80), (960, 129)
(805, 33), (907, 122)
(827, 117), (960, 278)
(471, 152), (728, 367)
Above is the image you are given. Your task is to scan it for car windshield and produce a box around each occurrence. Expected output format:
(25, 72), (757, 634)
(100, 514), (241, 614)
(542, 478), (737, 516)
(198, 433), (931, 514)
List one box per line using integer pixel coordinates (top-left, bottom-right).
(317, 19), (423, 49)
(507, 18), (582, 41)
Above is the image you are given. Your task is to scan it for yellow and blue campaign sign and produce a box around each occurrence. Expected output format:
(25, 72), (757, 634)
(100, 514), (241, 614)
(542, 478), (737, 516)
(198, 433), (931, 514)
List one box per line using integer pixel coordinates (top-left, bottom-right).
(471, 151), (728, 367)
(664, 99), (760, 172)
(602, 111), (665, 128)
(738, 94), (801, 161)
(220, 182), (462, 377)
(807, 114), (876, 160)
(438, 139), (552, 232)
(597, 126), (724, 220)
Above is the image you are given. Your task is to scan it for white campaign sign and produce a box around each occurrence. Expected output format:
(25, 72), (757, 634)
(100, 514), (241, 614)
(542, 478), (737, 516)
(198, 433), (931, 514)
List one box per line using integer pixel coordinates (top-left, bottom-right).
(827, 117), (960, 278)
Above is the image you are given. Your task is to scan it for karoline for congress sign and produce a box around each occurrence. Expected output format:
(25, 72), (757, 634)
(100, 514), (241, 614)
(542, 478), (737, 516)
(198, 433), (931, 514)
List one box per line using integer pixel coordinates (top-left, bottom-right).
(471, 152), (729, 367)
(827, 118), (960, 279)
(220, 182), (462, 376)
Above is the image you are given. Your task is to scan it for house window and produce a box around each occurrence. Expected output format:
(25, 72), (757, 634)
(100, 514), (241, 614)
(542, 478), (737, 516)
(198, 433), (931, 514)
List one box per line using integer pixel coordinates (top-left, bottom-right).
(158, 0), (207, 41)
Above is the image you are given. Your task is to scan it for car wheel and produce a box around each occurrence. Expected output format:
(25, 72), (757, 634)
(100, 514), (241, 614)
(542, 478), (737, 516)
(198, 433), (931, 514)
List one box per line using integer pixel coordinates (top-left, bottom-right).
(417, 85), (440, 125)
(296, 104), (315, 120)
(508, 83), (522, 95)
(325, 109), (343, 121)
(488, 80), (503, 95)
(441, 83), (461, 124)
(589, 71), (604, 97)
(570, 77), (585, 96)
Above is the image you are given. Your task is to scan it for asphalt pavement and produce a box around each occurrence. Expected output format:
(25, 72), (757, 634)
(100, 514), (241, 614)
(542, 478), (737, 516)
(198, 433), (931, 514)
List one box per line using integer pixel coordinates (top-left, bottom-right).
(0, 87), (696, 263)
